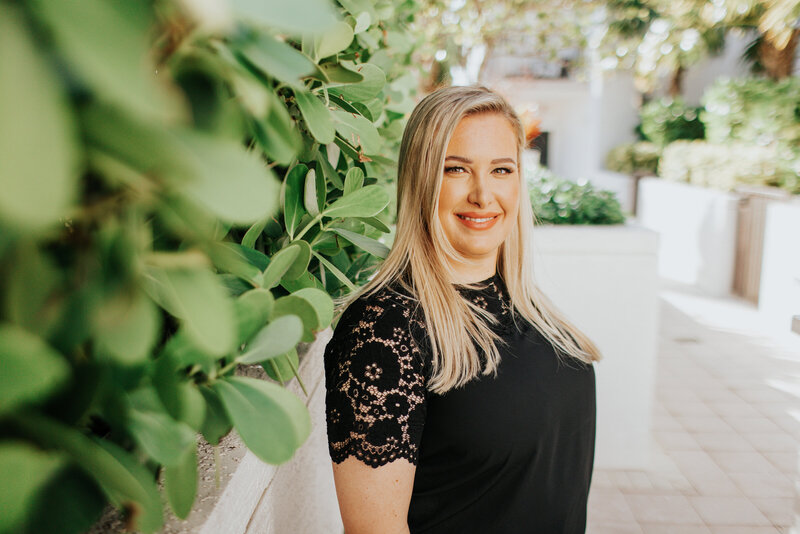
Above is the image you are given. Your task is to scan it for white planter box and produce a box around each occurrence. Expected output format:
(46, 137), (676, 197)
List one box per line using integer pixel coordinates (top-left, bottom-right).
(758, 200), (800, 331)
(636, 177), (739, 296)
(531, 222), (660, 469)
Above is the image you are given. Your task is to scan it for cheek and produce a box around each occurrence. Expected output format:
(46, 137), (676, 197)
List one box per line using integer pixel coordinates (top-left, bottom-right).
(437, 179), (461, 215)
(500, 181), (521, 219)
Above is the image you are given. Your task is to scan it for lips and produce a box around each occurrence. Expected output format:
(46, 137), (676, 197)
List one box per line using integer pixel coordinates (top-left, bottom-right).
(455, 212), (501, 230)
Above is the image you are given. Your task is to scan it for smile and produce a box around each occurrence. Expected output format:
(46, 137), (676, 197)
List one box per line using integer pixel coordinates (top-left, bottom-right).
(458, 215), (494, 222)
(455, 213), (500, 229)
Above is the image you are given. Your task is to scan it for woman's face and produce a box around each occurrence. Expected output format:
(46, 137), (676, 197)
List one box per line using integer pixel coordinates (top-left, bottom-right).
(437, 112), (520, 275)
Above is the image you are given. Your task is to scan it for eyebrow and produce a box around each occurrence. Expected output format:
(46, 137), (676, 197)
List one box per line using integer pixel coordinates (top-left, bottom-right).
(445, 155), (517, 165)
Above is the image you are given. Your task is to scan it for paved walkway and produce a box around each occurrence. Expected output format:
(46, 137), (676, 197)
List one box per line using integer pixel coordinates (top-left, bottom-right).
(588, 279), (800, 534)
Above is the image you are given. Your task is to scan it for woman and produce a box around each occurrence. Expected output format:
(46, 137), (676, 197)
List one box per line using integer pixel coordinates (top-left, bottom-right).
(324, 85), (602, 533)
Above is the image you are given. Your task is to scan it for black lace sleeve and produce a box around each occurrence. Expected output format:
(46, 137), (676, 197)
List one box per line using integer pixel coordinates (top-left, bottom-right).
(323, 290), (428, 467)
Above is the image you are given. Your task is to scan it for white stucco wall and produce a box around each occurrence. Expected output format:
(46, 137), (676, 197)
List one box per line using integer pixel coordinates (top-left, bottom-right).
(758, 200), (800, 331)
(531, 223), (661, 469)
(636, 178), (739, 296)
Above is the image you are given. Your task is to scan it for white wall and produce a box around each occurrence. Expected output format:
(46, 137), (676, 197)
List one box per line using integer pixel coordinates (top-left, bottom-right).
(532, 223), (661, 469)
(636, 178), (739, 296)
(493, 72), (640, 186)
(758, 200), (800, 331)
(668, 32), (753, 106)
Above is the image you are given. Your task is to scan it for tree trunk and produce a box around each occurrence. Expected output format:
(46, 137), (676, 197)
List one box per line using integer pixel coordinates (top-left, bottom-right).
(668, 65), (684, 97)
(759, 28), (800, 80)
(476, 37), (496, 85)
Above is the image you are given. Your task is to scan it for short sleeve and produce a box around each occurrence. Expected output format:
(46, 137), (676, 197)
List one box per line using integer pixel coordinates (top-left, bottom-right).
(324, 291), (428, 467)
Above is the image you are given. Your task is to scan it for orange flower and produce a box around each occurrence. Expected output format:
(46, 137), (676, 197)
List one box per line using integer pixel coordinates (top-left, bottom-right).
(519, 109), (541, 144)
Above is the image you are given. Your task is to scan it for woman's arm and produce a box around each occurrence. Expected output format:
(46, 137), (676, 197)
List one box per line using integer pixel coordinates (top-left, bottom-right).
(324, 292), (428, 534)
(332, 457), (416, 534)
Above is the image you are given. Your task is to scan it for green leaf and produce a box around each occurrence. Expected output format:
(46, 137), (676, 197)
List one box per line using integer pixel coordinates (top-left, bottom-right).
(293, 90), (335, 144)
(359, 216), (391, 233)
(304, 168), (320, 216)
(176, 133), (281, 225)
(3, 240), (62, 337)
(253, 93), (302, 165)
(242, 218), (267, 249)
(323, 185), (389, 218)
(329, 64), (386, 102)
(283, 164), (308, 237)
(158, 329), (216, 369)
(330, 228), (389, 258)
(311, 231), (341, 255)
(28, 0), (174, 119)
(272, 295), (318, 342)
(231, 0), (338, 34)
(14, 415), (164, 533)
(316, 62), (364, 84)
(315, 21), (355, 59)
(82, 104), (280, 225)
(234, 288), (275, 344)
(280, 271), (326, 292)
(343, 167), (365, 195)
(0, 442), (64, 534)
(238, 315), (303, 364)
(313, 252), (357, 292)
(93, 289), (161, 366)
(199, 387), (232, 446)
(128, 407), (197, 466)
(153, 354), (207, 431)
(206, 241), (262, 285)
(292, 288), (334, 330)
(0, 324), (69, 416)
(338, 0), (378, 20)
(262, 348), (298, 383)
(0, 5), (78, 232)
(212, 376), (311, 464)
(313, 161), (328, 213)
(262, 244), (300, 289)
(237, 34), (315, 88)
(284, 240), (312, 281)
(164, 443), (198, 520)
(332, 110), (381, 154)
(353, 12), (371, 33)
(230, 243), (270, 271)
(315, 148), (344, 189)
(143, 267), (236, 357)
(24, 466), (106, 534)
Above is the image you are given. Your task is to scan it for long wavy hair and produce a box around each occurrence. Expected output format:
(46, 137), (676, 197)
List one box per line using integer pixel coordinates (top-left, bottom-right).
(345, 85), (602, 394)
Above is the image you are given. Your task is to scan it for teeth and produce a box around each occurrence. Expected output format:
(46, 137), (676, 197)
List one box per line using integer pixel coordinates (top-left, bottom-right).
(459, 215), (494, 223)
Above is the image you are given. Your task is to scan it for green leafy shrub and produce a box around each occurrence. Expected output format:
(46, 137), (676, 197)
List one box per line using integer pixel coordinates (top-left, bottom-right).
(638, 97), (705, 148)
(658, 140), (800, 193)
(527, 166), (627, 225)
(700, 76), (800, 155)
(605, 141), (661, 175)
(0, 0), (421, 532)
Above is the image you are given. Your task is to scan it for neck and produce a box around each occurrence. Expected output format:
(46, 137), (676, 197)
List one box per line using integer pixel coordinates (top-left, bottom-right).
(448, 256), (498, 284)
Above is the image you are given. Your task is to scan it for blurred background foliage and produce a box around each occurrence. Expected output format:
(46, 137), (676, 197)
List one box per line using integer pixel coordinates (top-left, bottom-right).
(528, 166), (627, 225)
(607, 76), (800, 194)
(0, 0), (423, 531)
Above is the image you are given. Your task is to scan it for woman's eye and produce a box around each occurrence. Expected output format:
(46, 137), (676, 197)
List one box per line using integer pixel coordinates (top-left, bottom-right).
(494, 167), (513, 175)
(445, 166), (465, 174)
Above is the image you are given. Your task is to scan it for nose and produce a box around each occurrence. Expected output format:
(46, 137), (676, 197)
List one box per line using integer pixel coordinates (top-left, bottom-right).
(467, 172), (492, 208)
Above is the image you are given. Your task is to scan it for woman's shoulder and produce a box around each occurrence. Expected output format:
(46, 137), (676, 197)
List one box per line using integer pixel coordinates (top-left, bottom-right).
(327, 282), (430, 374)
(335, 282), (419, 337)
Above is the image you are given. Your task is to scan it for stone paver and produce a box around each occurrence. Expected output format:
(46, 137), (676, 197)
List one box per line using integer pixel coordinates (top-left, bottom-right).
(588, 279), (800, 534)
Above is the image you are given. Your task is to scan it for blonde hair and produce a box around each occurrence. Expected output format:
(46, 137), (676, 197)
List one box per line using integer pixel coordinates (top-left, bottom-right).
(344, 85), (602, 394)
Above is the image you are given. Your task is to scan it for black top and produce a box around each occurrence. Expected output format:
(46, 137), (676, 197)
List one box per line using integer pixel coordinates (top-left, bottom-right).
(323, 273), (596, 533)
